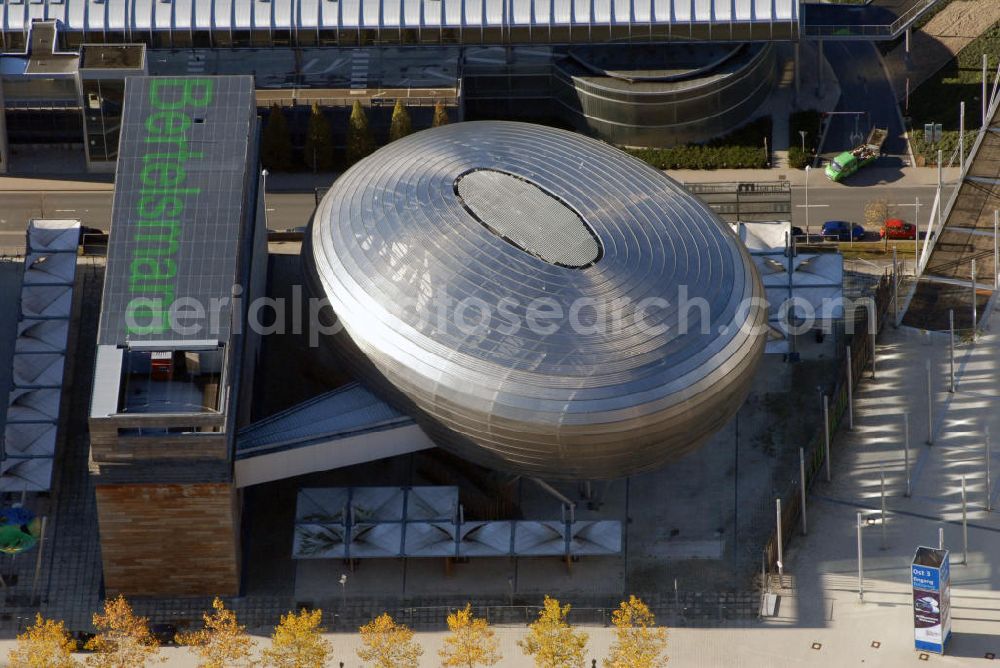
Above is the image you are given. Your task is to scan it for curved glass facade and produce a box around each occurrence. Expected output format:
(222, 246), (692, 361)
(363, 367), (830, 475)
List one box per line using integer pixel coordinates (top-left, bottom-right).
(553, 43), (777, 147)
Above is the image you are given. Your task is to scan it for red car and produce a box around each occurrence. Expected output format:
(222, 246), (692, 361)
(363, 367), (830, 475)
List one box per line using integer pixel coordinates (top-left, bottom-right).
(880, 218), (916, 240)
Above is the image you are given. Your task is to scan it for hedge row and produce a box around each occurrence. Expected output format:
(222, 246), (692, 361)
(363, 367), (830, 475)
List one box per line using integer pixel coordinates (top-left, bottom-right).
(627, 117), (772, 170)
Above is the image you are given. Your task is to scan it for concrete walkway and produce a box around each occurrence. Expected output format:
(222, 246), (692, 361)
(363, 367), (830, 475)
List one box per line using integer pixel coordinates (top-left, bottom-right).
(7, 314), (1000, 666)
(884, 0), (1000, 104)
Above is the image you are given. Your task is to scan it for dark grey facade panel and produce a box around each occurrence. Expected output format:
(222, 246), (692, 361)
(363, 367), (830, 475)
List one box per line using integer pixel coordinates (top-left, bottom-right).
(307, 121), (767, 479)
(99, 75), (256, 346)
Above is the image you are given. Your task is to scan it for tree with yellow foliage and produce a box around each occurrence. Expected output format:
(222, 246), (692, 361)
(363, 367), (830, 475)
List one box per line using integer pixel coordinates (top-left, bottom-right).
(439, 603), (500, 668)
(7, 613), (77, 668)
(176, 597), (255, 668)
(357, 612), (423, 668)
(431, 101), (449, 128)
(604, 596), (668, 668)
(84, 595), (162, 667)
(261, 608), (332, 668)
(518, 596), (588, 668)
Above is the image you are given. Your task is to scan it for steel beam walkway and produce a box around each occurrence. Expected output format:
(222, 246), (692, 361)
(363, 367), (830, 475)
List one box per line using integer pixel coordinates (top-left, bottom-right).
(902, 88), (1000, 330)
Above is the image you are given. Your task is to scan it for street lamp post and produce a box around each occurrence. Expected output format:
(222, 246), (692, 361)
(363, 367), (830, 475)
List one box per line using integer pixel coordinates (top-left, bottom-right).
(805, 165), (812, 243)
(261, 169), (269, 229)
(799, 130), (807, 153)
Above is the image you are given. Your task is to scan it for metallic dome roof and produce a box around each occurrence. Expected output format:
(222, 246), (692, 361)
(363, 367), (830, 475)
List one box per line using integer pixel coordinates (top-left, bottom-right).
(308, 121), (766, 479)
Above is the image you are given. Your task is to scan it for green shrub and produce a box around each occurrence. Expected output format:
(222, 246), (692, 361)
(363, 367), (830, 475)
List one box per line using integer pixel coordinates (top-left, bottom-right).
(788, 109), (822, 170)
(303, 103), (334, 172)
(625, 117), (772, 170)
(788, 146), (810, 169)
(261, 104), (294, 171)
(345, 100), (375, 167)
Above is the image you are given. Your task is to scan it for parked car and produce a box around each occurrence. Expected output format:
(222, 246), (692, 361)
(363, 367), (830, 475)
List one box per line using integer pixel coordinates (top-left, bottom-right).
(790, 226), (805, 239)
(822, 220), (865, 241)
(880, 218), (916, 240)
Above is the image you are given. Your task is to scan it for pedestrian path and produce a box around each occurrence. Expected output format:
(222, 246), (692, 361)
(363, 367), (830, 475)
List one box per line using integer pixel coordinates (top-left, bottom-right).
(883, 0), (1000, 104)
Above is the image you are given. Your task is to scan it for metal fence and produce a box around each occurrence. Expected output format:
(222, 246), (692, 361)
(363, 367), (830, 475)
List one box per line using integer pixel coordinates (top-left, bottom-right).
(762, 269), (894, 579)
(102, 591), (764, 637)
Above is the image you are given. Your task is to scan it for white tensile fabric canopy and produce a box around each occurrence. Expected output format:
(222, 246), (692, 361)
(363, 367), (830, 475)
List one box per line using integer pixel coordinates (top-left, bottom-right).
(292, 486), (622, 560)
(1, 220), (78, 493)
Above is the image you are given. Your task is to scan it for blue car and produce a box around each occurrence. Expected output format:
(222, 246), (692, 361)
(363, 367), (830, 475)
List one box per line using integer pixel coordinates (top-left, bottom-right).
(822, 220), (865, 241)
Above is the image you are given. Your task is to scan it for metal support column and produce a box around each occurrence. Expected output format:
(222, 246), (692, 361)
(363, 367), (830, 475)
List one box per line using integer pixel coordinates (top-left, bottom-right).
(926, 359), (934, 445)
(904, 412), (911, 497)
(800, 447), (808, 535)
(824, 395), (832, 482)
(776, 498), (784, 577)
(846, 345), (854, 430)
(857, 511), (864, 602)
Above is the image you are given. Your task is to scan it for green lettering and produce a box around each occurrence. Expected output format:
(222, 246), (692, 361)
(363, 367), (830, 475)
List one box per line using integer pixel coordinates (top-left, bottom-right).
(149, 79), (214, 110)
(141, 163), (186, 188)
(145, 111), (190, 135)
(130, 257), (177, 283)
(134, 222), (181, 256)
(137, 195), (183, 219)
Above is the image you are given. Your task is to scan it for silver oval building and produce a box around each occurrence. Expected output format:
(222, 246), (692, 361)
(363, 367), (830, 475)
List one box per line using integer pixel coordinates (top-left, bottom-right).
(306, 121), (766, 479)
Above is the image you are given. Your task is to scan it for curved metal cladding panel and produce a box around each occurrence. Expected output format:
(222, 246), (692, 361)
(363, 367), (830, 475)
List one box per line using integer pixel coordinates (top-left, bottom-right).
(309, 121), (766, 480)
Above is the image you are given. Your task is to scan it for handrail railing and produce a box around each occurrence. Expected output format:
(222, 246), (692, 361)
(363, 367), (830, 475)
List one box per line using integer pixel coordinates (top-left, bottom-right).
(801, 0), (945, 40)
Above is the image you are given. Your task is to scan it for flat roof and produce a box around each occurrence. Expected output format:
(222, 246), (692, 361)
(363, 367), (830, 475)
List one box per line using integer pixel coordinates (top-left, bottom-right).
(98, 75), (256, 347)
(80, 44), (145, 70)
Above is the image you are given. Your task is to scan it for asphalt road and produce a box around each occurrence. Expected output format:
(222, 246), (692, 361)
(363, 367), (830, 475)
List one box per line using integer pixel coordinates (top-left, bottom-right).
(820, 41), (907, 165)
(0, 183), (946, 250)
(791, 182), (942, 240)
(0, 192), (318, 247)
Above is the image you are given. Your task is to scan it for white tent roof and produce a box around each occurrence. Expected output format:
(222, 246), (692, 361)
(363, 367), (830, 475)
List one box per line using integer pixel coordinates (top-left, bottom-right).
(513, 521), (568, 556)
(0, 458), (53, 492)
(3, 423), (57, 458)
(19, 284), (74, 319)
(11, 353), (65, 388)
(6, 388), (62, 423)
(22, 252), (77, 285)
(349, 523), (404, 558)
(26, 220), (80, 252)
(292, 487), (622, 559)
(407, 487), (459, 521)
(568, 521), (623, 555)
(403, 522), (459, 557)
(14, 319), (69, 354)
(292, 523), (348, 559)
(457, 522), (513, 558)
(731, 221), (845, 353)
(1, 220), (78, 493)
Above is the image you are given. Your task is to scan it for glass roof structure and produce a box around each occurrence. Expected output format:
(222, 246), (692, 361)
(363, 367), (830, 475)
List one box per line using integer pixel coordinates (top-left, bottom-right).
(1, 0), (799, 45)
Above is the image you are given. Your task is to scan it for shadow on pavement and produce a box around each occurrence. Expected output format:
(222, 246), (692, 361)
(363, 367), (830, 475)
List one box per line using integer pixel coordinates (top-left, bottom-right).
(837, 159), (907, 187)
(946, 632), (1000, 659)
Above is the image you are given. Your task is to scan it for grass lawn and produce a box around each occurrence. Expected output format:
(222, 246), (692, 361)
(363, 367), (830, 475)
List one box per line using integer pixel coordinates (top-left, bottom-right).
(799, 240), (919, 262)
(906, 20), (1000, 163)
(832, 240), (918, 261)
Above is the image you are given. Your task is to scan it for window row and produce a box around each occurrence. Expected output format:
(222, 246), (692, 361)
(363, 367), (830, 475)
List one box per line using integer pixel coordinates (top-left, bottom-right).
(0, 20), (795, 51)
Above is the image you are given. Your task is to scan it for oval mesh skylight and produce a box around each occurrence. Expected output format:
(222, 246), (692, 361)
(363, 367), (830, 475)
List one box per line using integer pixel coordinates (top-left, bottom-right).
(455, 169), (601, 268)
